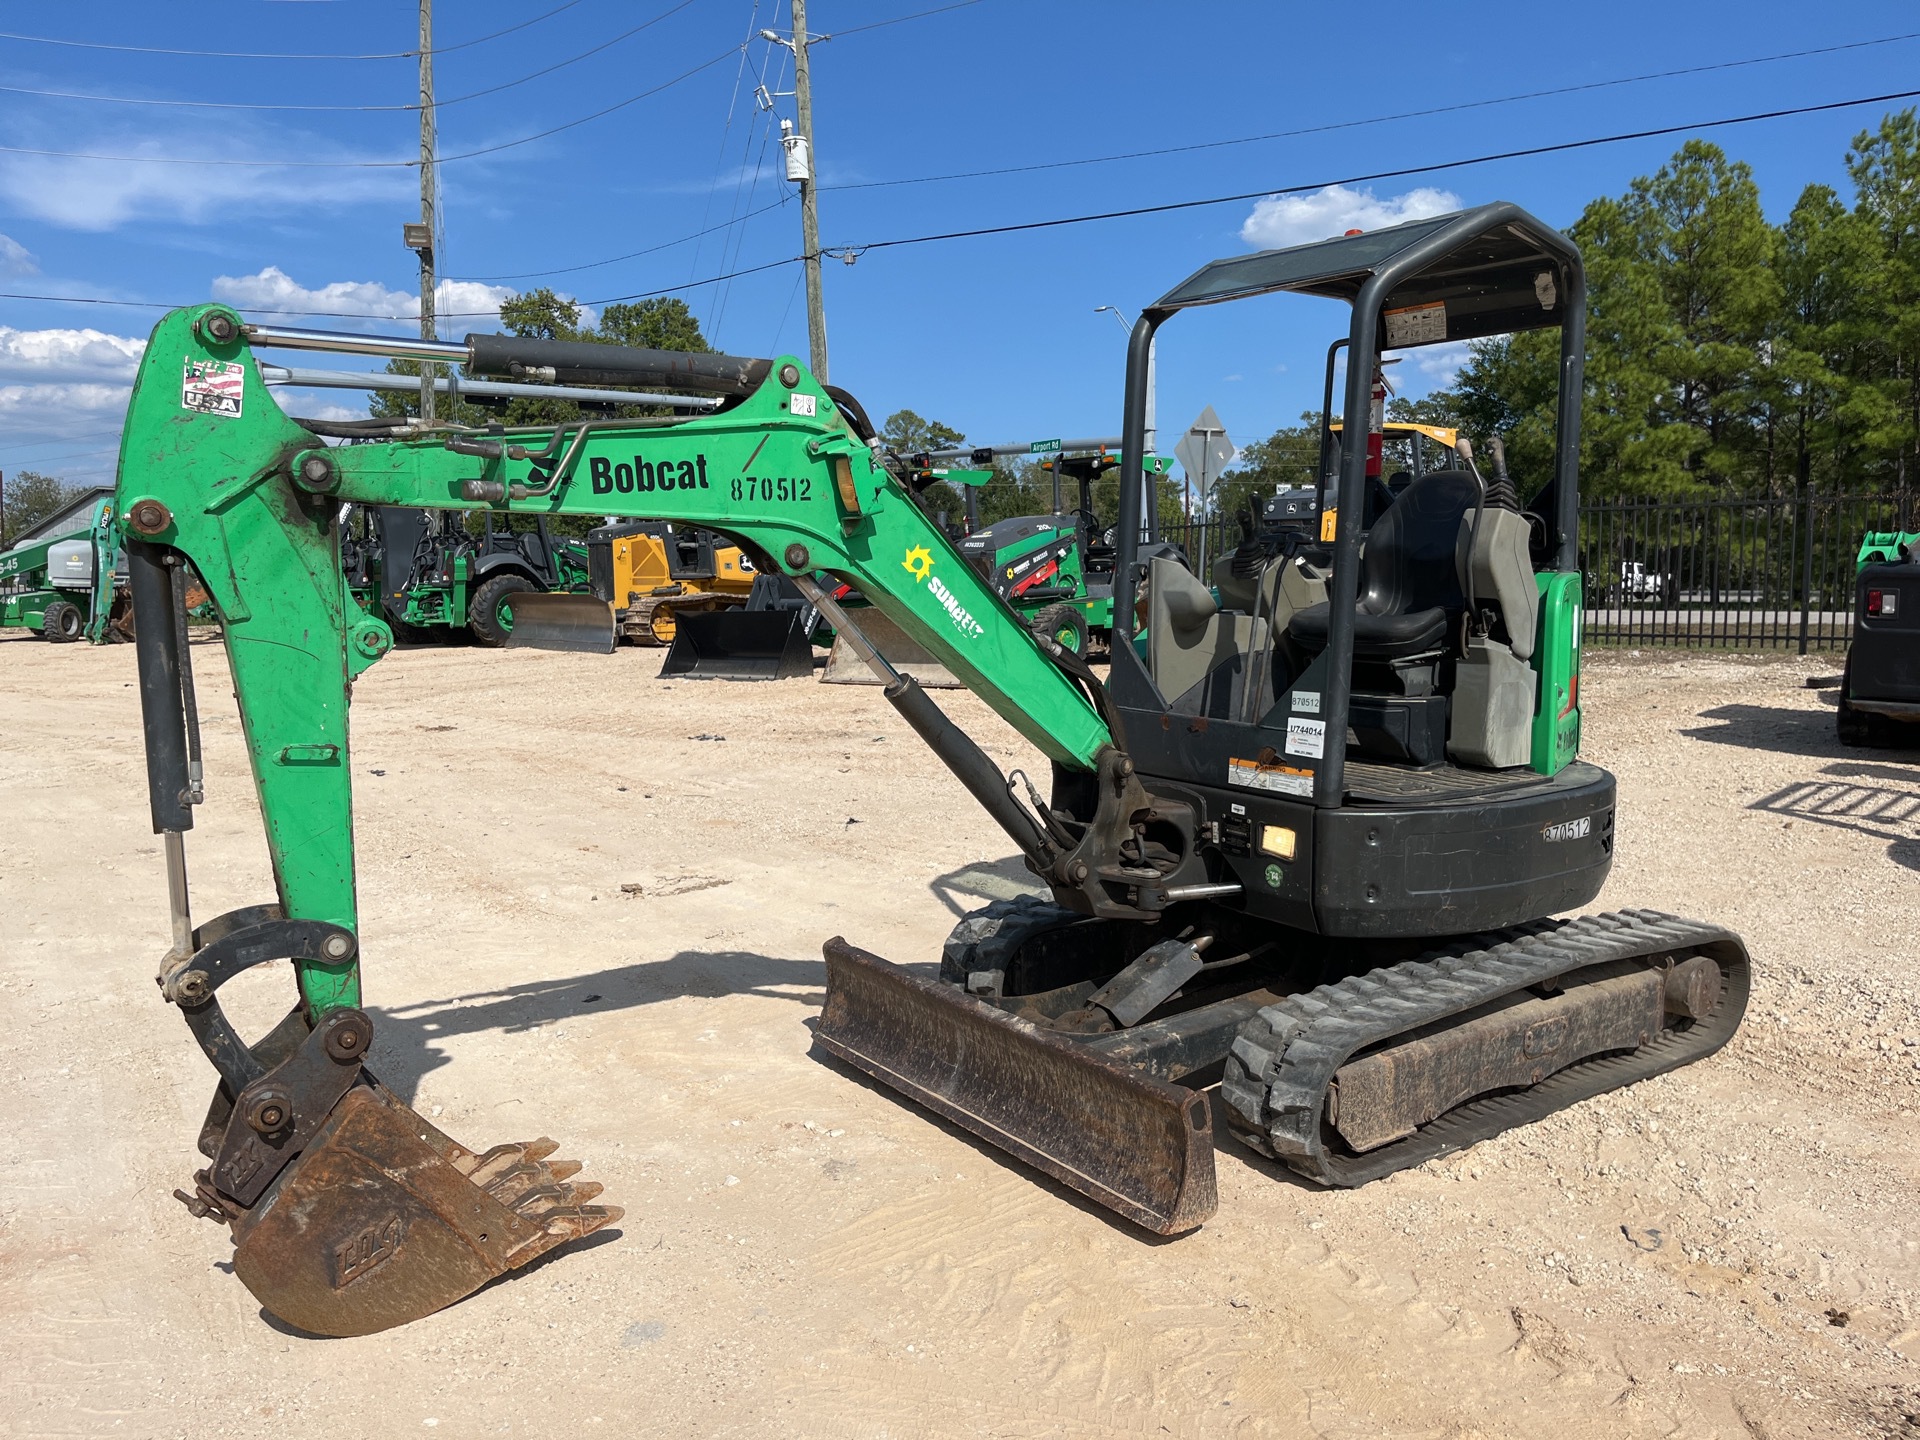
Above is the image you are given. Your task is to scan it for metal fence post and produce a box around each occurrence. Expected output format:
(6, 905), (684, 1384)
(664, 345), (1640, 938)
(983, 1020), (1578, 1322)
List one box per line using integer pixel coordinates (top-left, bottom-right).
(1797, 486), (1814, 656)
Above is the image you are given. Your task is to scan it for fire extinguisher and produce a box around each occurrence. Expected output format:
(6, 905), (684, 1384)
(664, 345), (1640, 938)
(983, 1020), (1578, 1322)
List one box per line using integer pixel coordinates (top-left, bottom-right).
(1367, 364), (1389, 481)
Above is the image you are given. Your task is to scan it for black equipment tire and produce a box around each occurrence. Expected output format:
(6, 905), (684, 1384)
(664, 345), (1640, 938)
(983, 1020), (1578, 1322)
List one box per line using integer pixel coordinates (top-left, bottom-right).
(468, 574), (536, 648)
(1031, 602), (1089, 658)
(41, 599), (83, 643)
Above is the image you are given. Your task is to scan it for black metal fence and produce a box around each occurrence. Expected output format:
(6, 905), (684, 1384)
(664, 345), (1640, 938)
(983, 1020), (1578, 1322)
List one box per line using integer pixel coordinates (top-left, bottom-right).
(1160, 491), (1917, 653)
(1577, 492), (1913, 652)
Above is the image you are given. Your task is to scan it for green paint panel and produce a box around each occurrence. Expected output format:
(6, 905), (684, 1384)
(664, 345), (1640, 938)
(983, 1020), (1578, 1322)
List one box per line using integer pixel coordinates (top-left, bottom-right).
(1529, 571), (1582, 776)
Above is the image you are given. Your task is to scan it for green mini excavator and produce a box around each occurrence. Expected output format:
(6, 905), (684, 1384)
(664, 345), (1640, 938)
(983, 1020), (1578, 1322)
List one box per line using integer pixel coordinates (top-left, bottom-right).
(116, 204), (1749, 1337)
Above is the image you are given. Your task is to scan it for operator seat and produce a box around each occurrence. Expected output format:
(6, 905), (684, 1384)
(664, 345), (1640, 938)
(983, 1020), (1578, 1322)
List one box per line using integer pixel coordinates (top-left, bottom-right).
(1287, 470), (1478, 659)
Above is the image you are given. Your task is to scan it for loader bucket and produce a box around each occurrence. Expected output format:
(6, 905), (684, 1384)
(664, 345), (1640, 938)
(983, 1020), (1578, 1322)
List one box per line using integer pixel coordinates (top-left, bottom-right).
(659, 607), (814, 680)
(223, 1081), (621, 1337)
(505, 592), (617, 654)
(820, 608), (961, 688)
(814, 938), (1217, 1235)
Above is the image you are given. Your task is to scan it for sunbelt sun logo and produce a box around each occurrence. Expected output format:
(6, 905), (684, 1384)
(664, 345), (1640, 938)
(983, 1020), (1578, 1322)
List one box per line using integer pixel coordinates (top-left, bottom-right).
(902, 545), (933, 583)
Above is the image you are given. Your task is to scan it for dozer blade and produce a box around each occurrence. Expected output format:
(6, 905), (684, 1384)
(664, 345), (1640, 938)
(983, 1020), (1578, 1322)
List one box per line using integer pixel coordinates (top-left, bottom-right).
(819, 608), (961, 688)
(660, 607), (814, 680)
(505, 592), (617, 654)
(814, 938), (1216, 1235)
(225, 1082), (621, 1337)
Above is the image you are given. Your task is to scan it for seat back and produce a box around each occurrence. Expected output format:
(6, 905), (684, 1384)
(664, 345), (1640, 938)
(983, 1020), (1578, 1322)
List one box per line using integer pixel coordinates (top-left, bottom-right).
(1147, 556), (1251, 703)
(1357, 470), (1477, 619)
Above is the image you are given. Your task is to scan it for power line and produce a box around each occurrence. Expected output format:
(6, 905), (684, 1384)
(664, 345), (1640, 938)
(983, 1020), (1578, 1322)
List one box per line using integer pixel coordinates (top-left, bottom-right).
(0, 1), (692, 114)
(823, 29), (1920, 194)
(829, 0), (985, 38)
(6, 83), (1920, 322)
(436, 45), (742, 162)
(458, 198), (791, 282)
(0, 30), (410, 59)
(0, 45), (744, 167)
(0, 83), (412, 112)
(432, 28), (1920, 287)
(435, 0), (699, 107)
(0, 2), (581, 61)
(833, 86), (1920, 256)
(434, 0), (587, 55)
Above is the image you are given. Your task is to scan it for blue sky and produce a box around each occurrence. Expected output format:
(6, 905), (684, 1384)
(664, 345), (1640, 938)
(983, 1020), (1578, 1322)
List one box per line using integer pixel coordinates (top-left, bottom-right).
(2, 0), (1916, 487)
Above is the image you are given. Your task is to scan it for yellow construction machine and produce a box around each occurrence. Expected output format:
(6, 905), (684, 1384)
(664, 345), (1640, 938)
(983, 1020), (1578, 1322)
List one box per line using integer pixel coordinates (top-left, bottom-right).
(586, 521), (756, 645)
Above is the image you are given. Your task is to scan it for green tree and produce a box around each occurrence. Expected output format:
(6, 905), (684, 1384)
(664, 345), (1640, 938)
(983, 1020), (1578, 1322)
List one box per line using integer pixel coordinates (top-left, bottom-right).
(1847, 108), (1920, 491)
(879, 408), (969, 524)
(0, 470), (72, 546)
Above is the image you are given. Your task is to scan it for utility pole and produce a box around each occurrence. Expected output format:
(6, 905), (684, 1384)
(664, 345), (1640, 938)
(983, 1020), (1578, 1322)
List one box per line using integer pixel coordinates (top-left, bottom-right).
(415, 0), (437, 423)
(790, 0), (827, 383)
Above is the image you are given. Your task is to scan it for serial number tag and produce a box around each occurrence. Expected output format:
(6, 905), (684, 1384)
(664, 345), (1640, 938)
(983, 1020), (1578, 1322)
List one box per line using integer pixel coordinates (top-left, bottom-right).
(1541, 816), (1592, 843)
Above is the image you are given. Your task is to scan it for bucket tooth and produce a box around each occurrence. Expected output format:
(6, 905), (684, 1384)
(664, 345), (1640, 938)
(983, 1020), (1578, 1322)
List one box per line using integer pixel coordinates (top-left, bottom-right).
(224, 1085), (621, 1337)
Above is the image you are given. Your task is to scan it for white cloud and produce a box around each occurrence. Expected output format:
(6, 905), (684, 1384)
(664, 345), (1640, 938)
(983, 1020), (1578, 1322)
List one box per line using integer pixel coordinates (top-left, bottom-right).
(211, 267), (535, 331)
(1393, 339), (1475, 390)
(0, 325), (145, 383)
(0, 232), (37, 276)
(0, 120), (407, 231)
(1239, 184), (1463, 251)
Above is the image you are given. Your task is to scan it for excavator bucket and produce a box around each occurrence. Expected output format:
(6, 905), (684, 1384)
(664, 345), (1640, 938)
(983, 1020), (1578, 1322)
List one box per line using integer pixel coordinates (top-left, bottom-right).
(813, 938), (1217, 1235)
(820, 607), (961, 688)
(217, 1081), (621, 1337)
(660, 608), (814, 679)
(504, 592), (617, 654)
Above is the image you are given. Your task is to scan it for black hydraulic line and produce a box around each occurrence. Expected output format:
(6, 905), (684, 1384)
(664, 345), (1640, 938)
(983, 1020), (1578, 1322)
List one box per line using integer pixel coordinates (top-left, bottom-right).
(881, 673), (1056, 868)
(463, 333), (773, 395)
(128, 542), (194, 834)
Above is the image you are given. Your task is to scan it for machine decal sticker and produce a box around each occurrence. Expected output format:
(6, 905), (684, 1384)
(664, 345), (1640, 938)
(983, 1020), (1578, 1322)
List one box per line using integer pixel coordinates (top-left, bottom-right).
(1228, 757), (1312, 797)
(1285, 718), (1326, 759)
(1291, 690), (1321, 714)
(1383, 301), (1446, 347)
(902, 545), (933, 583)
(730, 475), (811, 503)
(1541, 816), (1591, 843)
(590, 455), (711, 494)
(928, 574), (985, 639)
(789, 393), (817, 417)
(1264, 863), (1283, 889)
(181, 357), (244, 418)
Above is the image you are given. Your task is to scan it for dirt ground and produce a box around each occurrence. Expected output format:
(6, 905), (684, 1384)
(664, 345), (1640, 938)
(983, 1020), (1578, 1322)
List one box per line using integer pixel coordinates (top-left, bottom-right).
(2, 634), (1916, 1439)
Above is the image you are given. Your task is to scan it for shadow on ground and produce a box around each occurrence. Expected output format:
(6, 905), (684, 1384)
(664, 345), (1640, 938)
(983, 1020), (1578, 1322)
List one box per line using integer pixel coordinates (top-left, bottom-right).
(366, 948), (824, 1101)
(927, 855), (1045, 919)
(1749, 761), (1920, 873)
(1681, 701), (1917, 759)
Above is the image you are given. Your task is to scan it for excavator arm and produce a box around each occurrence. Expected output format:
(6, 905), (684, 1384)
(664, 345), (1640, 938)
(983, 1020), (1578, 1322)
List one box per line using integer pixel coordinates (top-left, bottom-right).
(116, 306), (1200, 1335)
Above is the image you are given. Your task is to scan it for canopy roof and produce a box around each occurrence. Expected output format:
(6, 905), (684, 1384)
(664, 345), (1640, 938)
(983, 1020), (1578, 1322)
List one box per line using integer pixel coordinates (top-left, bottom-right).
(1151, 203), (1578, 347)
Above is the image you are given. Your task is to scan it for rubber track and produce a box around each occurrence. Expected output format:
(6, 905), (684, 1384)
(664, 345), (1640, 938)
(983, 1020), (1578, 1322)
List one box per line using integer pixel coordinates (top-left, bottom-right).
(618, 592), (747, 646)
(1218, 909), (1751, 1187)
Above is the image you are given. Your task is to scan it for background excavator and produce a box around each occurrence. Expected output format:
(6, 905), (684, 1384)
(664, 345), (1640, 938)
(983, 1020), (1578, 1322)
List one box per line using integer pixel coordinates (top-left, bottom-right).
(115, 202), (1748, 1339)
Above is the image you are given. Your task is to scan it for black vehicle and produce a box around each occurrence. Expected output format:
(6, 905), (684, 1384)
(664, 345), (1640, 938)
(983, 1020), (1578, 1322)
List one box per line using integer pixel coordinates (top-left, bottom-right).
(1840, 549), (1920, 746)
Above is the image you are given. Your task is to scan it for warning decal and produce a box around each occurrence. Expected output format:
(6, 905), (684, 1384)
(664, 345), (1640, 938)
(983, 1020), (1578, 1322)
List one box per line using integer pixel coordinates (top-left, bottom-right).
(182, 357), (244, 418)
(1228, 756), (1313, 797)
(1383, 301), (1447, 348)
